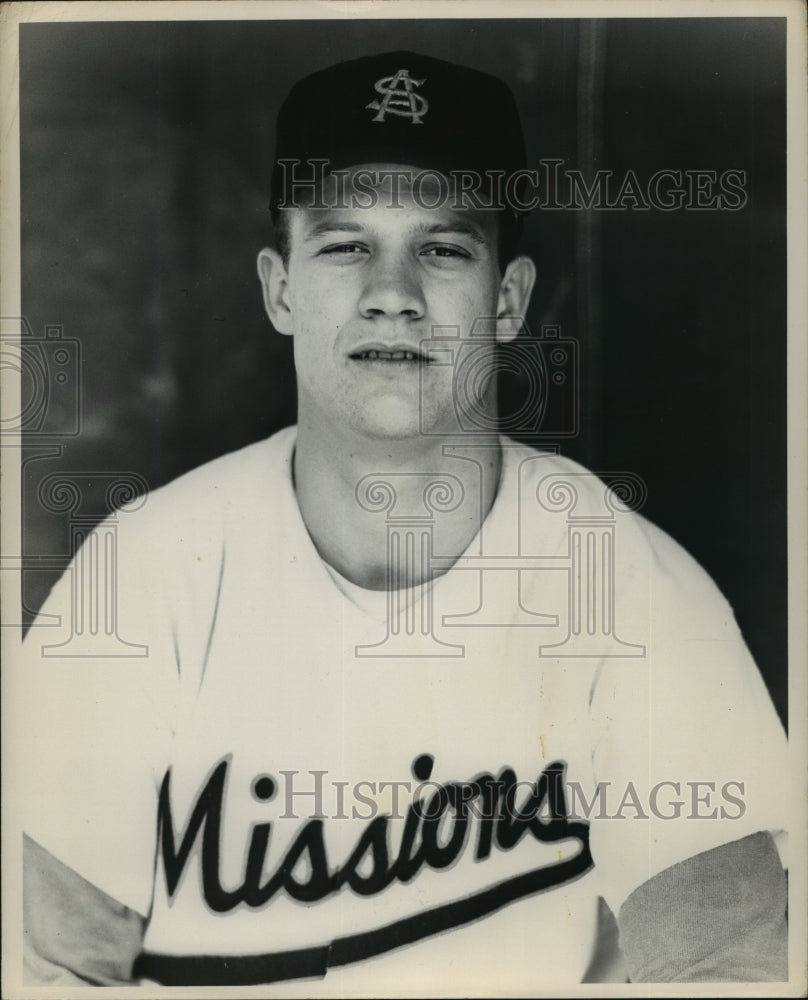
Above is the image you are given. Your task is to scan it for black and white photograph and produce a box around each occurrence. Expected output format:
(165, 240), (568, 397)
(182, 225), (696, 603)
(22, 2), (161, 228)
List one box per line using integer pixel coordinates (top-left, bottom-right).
(1, 1), (806, 995)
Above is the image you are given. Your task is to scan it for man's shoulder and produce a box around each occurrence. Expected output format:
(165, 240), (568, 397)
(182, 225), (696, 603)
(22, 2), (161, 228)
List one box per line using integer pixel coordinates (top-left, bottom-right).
(500, 437), (731, 614)
(110, 426), (297, 561)
(139, 425), (295, 517)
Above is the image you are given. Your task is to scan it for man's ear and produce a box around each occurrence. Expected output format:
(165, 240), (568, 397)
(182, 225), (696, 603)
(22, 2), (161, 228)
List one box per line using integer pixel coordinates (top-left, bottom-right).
(256, 247), (294, 336)
(495, 256), (536, 343)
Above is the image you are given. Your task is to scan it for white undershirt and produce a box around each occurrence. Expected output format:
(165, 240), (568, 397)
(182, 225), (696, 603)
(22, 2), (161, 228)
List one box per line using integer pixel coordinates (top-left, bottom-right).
(322, 560), (433, 619)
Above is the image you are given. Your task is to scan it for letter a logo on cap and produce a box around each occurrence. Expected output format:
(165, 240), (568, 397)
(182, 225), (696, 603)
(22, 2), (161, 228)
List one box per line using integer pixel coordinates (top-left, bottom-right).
(367, 69), (429, 124)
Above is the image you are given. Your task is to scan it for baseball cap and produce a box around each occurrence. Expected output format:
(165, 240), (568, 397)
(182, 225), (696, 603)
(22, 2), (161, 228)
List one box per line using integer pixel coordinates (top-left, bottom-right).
(269, 50), (528, 221)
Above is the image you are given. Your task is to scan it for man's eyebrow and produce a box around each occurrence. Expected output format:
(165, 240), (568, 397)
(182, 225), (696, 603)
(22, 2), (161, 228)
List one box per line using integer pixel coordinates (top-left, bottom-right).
(414, 222), (489, 246)
(302, 220), (366, 241)
(301, 219), (490, 245)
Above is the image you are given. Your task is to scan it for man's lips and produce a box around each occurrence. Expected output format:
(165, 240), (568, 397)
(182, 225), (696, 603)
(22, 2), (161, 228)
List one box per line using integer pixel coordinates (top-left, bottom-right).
(349, 344), (432, 363)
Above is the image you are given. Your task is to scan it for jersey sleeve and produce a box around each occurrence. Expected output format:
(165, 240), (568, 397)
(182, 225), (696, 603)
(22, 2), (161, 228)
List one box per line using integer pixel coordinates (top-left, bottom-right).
(18, 507), (180, 918)
(616, 830), (787, 982)
(23, 834), (148, 985)
(587, 516), (789, 920)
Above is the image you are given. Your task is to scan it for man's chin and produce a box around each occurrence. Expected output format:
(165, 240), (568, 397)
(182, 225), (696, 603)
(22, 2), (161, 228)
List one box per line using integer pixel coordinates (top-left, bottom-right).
(354, 416), (427, 443)
(352, 403), (494, 443)
(355, 393), (483, 442)
(347, 404), (433, 444)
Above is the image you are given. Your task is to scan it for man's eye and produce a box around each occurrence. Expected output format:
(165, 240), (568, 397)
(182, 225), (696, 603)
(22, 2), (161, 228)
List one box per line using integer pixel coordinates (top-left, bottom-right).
(421, 245), (471, 259)
(321, 243), (367, 256)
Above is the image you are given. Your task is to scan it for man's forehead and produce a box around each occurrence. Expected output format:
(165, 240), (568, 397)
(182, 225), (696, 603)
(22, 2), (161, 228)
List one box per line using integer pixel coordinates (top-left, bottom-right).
(291, 162), (499, 242)
(298, 208), (494, 237)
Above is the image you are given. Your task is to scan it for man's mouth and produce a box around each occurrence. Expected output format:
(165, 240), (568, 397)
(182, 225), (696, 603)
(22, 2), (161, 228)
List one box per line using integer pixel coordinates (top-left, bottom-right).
(349, 348), (432, 363)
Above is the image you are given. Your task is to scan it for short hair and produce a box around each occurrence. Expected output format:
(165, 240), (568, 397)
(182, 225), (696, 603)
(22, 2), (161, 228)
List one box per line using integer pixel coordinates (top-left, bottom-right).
(273, 207), (522, 275)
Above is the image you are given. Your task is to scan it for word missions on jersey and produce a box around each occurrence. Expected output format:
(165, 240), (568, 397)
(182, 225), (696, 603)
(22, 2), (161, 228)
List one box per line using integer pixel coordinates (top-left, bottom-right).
(275, 160), (749, 212)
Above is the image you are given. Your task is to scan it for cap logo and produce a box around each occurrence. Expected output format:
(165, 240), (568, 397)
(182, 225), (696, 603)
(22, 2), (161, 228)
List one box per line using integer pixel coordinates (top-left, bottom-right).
(366, 69), (429, 125)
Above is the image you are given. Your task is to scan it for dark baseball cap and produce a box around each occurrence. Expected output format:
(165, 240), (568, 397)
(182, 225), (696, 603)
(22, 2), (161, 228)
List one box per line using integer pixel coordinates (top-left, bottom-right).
(269, 50), (528, 220)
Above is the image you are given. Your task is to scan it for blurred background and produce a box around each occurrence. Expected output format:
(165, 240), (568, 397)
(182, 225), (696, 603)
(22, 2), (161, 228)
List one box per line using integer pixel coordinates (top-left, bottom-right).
(18, 17), (787, 722)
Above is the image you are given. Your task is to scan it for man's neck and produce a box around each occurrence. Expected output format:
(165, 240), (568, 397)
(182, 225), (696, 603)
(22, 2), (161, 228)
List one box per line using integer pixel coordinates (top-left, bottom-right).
(293, 419), (503, 590)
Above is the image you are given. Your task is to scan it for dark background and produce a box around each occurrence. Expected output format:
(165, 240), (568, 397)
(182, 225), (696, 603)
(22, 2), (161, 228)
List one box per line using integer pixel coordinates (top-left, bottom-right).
(19, 18), (787, 723)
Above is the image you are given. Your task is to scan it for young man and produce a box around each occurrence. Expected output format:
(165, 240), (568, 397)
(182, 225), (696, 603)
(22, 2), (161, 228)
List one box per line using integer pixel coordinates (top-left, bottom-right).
(21, 51), (788, 990)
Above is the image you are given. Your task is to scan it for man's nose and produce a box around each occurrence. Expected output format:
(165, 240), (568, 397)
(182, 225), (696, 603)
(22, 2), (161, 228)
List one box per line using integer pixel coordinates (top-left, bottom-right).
(358, 253), (426, 320)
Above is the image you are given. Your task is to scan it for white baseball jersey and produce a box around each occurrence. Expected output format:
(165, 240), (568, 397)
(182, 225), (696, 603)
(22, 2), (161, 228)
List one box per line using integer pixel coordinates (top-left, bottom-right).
(19, 427), (788, 993)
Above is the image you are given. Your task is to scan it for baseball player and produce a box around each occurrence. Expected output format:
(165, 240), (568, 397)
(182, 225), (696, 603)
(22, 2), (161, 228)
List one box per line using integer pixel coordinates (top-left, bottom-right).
(20, 51), (788, 991)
